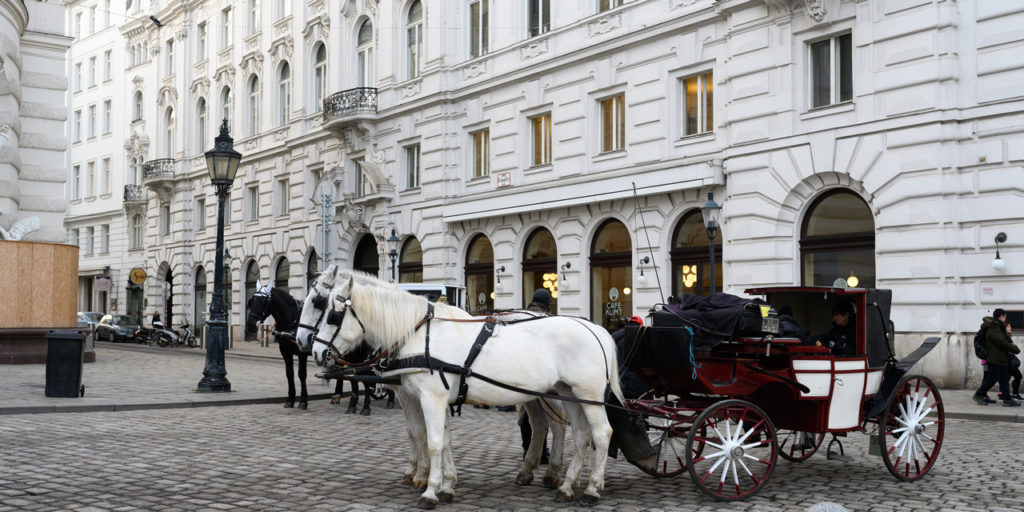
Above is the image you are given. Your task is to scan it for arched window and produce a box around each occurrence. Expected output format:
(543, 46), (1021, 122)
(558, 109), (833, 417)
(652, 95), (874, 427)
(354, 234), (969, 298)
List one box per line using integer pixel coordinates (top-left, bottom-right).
(522, 228), (558, 313)
(274, 257), (290, 291)
(353, 233), (380, 277)
(357, 19), (374, 87)
(801, 190), (875, 288)
(244, 261), (260, 340)
(590, 219), (632, 331)
(247, 75), (260, 136)
(194, 266), (207, 332)
(306, 249), (318, 292)
(670, 210), (722, 297)
(399, 236), (423, 283)
(133, 91), (143, 121)
(129, 214), (143, 249)
(164, 107), (175, 155)
(196, 98), (207, 152)
(465, 234), (494, 313)
(277, 62), (291, 126)
(313, 44), (327, 112)
(406, 1), (423, 80)
(220, 86), (232, 125)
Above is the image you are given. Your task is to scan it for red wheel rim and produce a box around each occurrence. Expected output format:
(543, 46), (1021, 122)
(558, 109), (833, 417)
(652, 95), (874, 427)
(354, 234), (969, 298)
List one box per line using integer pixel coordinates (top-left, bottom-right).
(686, 400), (777, 500)
(880, 376), (944, 481)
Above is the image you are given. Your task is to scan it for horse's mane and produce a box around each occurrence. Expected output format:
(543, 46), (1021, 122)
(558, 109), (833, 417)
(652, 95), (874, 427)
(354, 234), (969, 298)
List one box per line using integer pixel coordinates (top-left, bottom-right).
(269, 287), (301, 330)
(343, 272), (470, 348)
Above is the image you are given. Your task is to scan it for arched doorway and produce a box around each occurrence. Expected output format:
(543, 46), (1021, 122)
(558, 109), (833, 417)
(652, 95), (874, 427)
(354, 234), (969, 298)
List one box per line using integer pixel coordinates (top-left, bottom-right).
(590, 219), (631, 331)
(163, 268), (174, 327)
(306, 250), (319, 292)
(353, 233), (380, 276)
(670, 209), (722, 298)
(465, 234), (494, 314)
(194, 266), (207, 333)
(522, 228), (558, 313)
(800, 190), (875, 288)
(399, 237), (423, 283)
(274, 258), (290, 292)
(244, 261), (260, 340)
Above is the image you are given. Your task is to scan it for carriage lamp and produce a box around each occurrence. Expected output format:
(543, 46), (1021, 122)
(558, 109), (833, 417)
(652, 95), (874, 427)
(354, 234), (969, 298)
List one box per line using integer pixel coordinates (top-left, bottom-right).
(495, 265), (506, 292)
(387, 228), (400, 281)
(846, 271), (859, 288)
(700, 190), (722, 295)
(637, 256), (651, 284)
(993, 232), (1007, 271)
(197, 118), (242, 393)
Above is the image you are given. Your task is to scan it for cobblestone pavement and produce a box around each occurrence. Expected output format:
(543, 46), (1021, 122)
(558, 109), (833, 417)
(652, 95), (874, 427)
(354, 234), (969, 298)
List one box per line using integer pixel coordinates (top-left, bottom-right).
(1, 402), (1021, 512)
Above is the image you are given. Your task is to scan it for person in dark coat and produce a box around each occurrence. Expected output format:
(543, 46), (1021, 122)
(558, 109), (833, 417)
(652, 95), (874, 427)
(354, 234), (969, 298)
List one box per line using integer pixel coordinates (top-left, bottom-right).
(518, 288), (553, 462)
(526, 288), (551, 314)
(1005, 322), (1023, 400)
(612, 316), (648, 400)
(810, 301), (856, 355)
(777, 305), (808, 341)
(973, 309), (1022, 406)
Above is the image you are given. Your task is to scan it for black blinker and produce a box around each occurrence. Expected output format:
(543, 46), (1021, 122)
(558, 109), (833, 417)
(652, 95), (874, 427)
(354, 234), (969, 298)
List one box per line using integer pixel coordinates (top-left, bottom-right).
(311, 294), (327, 310)
(326, 309), (344, 326)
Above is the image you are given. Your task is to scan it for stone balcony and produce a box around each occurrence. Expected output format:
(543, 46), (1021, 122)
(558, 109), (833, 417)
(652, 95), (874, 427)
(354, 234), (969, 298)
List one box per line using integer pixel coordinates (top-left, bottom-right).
(322, 87), (377, 139)
(142, 158), (176, 202)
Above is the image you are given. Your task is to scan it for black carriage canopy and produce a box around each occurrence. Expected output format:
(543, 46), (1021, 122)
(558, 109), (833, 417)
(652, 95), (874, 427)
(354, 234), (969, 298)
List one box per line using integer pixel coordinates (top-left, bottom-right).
(620, 288), (894, 371)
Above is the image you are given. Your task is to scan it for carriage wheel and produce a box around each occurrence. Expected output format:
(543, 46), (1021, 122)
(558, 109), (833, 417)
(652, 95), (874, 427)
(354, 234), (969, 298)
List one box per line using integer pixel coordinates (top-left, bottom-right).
(371, 383), (389, 401)
(686, 399), (777, 500)
(776, 430), (825, 462)
(879, 375), (944, 481)
(640, 415), (704, 477)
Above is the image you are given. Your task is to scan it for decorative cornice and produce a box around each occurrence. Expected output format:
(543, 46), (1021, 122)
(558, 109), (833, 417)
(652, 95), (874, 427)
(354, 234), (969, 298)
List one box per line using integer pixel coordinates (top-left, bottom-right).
(190, 77), (210, 99)
(670, 0), (700, 8)
(587, 13), (622, 38)
(240, 52), (264, 76)
(804, 0), (827, 22)
(269, 38), (294, 65)
(463, 61), (487, 80)
(520, 38), (549, 61)
(157, 85), (178, 107)
(302, 14), (331, 48)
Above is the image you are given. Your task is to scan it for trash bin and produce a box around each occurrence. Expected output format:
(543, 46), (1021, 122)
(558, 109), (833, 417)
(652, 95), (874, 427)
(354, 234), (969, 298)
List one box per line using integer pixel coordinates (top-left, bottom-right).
(45, 330), (85, 398)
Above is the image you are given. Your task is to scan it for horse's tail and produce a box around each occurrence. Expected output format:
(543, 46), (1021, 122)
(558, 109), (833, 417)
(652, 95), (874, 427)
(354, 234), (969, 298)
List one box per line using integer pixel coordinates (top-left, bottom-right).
(606, 335), (625, 404)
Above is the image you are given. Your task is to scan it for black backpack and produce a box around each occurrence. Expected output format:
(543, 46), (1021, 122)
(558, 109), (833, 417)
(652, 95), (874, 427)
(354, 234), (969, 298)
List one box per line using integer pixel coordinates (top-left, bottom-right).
(974, 328), (989, 359)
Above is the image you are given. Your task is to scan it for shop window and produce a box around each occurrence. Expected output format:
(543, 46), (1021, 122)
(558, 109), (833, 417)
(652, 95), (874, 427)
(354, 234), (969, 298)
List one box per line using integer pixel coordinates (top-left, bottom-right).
(465, 234), (494, 313)
(671, 209), (722, 298)
(590, 219), (631, 331)
(353, 233), (380, 276)
(800, 189), (875, 288)
(399, 237), (424, 283)
(522, 228), (558, 314)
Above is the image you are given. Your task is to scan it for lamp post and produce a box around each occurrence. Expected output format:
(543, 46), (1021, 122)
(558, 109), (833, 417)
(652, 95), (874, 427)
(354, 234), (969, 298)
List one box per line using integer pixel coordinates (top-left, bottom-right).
(197, 119), (241, 393)
(700, 190), (722, 295)
(387, 228), (400, 281)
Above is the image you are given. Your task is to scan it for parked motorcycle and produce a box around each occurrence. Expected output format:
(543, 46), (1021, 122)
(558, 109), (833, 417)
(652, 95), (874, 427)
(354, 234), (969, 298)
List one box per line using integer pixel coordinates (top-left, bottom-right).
(133, 321), (198, 348)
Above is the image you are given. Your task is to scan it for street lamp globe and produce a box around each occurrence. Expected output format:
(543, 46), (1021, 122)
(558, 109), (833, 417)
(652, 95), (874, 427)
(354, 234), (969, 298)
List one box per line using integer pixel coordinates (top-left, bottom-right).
(205, 119), (242, 190)
(387, 228), (400, 281)
(700, 190), (722, 295)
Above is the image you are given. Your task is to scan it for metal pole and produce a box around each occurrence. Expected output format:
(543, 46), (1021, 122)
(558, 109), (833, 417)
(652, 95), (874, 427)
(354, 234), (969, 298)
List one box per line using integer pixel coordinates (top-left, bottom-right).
(320, 189), (331, 269)
(709, 231), (716, 296)
(197, 185), (231, 392)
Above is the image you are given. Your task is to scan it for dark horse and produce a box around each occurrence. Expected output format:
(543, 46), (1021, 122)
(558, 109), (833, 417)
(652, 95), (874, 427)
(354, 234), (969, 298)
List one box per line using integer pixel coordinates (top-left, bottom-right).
(246, 282), (393, 413)
(329, 343), (396, 415)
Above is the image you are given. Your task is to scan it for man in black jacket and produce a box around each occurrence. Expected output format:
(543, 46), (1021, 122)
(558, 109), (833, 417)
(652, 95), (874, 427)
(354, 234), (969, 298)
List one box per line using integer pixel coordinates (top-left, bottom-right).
(809, 301), (856, 355)
(973, 308), (1021, 407)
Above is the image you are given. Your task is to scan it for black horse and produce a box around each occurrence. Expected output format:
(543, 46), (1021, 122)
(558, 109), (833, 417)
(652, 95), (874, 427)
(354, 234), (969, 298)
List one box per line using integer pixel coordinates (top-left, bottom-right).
(329, 343), (396, 415)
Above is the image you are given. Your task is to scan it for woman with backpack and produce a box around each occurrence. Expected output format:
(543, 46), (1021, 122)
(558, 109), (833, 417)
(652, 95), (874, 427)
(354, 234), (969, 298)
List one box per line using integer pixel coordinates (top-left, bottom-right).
(972, 308), (1021, 406)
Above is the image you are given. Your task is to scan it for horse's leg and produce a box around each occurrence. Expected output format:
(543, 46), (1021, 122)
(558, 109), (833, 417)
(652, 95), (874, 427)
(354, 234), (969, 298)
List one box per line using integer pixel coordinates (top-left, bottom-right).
(514, 402), (546, 486)
(331, 379), (343, 405)
(386, 387), (396, 409)
(360, 383), (372, 415)
(554, 400), (590, 503)
(280, 346), (296, 408)
(544, 400), (567, 489)
(397, 387), (427, 487)
(438, 415), (456, 503)
(576, 402), (614, 506)
(414, 393), (449, 509)
(346, 381), (358, 414)
(296, 353), (309, 409)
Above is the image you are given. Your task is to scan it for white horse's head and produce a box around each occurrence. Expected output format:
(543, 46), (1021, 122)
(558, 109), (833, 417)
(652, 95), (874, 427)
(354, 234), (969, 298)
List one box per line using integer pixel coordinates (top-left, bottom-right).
(311, 273), (362, 367)
(296, 264), (338, 353)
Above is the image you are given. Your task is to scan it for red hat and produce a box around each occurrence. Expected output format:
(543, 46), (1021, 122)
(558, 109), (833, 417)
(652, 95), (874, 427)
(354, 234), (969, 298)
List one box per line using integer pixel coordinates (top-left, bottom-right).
(627, 316), (644, 326)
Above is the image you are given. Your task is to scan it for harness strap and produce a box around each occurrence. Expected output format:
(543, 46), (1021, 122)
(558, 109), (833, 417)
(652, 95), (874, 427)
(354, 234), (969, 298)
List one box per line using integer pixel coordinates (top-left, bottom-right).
(451, 319), (497, 416)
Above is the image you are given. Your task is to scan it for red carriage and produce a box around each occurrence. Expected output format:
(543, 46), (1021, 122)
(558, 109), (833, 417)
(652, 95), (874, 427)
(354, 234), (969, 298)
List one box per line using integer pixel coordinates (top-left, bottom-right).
(616, 286), (944, 500)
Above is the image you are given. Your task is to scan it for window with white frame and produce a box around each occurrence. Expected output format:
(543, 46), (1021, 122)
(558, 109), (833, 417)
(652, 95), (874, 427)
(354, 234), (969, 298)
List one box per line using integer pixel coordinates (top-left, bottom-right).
(276, 179), (289, 216)
(599, 0), (623, 12)
(248, 75), (260, 136)
(103, 0), (110, 28)
(196, 197), (206, 230)
(221, 87), (232, 123)
(196, 98), (207, 151)
(246, 185), (259, 220)
(102, 158), (110, 194)
(87, 161), (95, 197)
(406, 1), (423, 79)
(103, 50), (111, 81)
(74, 110), (82, 142)
(133, 91), (143, 121)
(130, 214), (143, 249)
(165, 39), (174, 77)
(72, 165), (81, 199)
(472, 129), (490, 178)
(74, 62), (82, 92)
(357, 20), (374, 87)
(100, 224), (109, 253)
(682, 71), (713, 136)
(74, 12), (82, 39)
(87, 104), (96, 138)
(276, 0), (289, 19)
(354, 161), (372, 197)
(86, 226), (95, 255)
(278, 63), (291, 125)
(313, 45), (326, 112)
(221, 8), (232, 49)
(405, 144), (420, 189)
(164, 107), (175, 155)
(531, 112), (552, 166)
(197, 22), (207, 61)
(528, 0), (550, 37)
(102, 99), (111, 134)
(469, 0), (489, 59)
(248, 0), (259, 35)
(810, 33), (852, 108)
(600, 93), (625, 153)
(160, 204), (170, 236)
(71, 228), (79, 247)
(88, 56), (96, 86)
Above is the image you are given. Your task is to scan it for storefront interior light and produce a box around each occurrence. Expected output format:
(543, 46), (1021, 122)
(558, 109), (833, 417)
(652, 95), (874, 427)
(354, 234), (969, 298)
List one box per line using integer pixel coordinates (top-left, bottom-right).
(846, 271), (859, 288)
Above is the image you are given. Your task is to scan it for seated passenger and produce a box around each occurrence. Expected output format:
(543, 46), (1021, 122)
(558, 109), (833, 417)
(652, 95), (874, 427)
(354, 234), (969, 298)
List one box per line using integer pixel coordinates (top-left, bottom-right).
(777, 305), (809, 341)
(810, 301), (857, 356)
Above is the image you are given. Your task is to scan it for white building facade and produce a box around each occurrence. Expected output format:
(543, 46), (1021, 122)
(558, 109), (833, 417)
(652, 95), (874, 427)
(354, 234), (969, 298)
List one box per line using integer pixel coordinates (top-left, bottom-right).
(73, 0), (1024, 387)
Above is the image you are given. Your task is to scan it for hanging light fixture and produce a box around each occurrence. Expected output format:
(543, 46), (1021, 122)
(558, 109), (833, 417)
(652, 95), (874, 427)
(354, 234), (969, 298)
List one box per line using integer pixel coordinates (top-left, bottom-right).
(637, 255), (650, 284)
(495, 265), (506, 292)
(993, 232), (1007, 271)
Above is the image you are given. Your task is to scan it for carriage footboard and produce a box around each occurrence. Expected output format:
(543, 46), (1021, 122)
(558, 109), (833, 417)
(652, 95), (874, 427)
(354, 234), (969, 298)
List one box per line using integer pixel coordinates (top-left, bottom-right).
(605, 395), (658, 472)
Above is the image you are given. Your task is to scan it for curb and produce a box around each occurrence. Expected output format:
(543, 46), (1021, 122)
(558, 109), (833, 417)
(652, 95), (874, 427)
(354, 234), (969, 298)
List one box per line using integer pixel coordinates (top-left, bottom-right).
(0, 393), (339, 416)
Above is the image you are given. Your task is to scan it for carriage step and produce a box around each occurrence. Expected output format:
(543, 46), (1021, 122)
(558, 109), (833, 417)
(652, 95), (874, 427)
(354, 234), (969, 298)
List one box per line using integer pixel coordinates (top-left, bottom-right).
(825, 436), (852, 462)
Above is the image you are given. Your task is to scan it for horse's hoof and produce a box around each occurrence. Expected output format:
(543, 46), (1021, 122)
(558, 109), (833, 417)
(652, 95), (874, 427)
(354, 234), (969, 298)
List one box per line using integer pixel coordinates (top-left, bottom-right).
(402, 475), (414, 485)
(346, 406), (357, 414)
(554, 491), (574, 503)
(542, 476), (560, 489)
(437, 492), (454, 503)
(386, 401), (396, 409)
(283, 401), (294, 409)
(329, 395), (341, 405)
(298, 401), (308, 410)
(514, 473), (533, 486)
(360, 408), (371, 416)
(413, 481), (428, 491)
(414, 497), (438, 510)
(579, 494), (600, 507)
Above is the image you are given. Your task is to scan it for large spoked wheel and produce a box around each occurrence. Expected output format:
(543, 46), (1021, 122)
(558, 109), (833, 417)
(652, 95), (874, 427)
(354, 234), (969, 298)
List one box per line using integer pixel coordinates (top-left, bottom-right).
(777, 430), (825, 462)
(640, 415), (701, 477)
(879, 375), (944, 481)
(686, 399), (777, 500)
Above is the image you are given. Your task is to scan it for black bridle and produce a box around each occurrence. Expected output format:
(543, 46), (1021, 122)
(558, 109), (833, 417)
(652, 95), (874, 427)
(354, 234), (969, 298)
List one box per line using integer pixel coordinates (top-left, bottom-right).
(311, 293), (366, 363)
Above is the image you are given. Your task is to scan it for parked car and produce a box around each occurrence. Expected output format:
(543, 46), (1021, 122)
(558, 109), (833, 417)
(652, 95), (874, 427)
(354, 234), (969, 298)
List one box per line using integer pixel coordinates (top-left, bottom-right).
(94, 314), (140, 342)
(77, 312), (103, 332)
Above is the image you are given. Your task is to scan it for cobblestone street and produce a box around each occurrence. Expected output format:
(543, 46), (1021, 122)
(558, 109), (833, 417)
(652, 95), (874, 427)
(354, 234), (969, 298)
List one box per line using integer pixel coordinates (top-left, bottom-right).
(1, 401), (1021, 511)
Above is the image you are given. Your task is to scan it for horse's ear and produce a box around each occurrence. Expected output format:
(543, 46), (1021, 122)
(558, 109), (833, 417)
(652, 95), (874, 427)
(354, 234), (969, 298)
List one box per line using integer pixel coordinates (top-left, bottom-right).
(256, 279), (262, 290)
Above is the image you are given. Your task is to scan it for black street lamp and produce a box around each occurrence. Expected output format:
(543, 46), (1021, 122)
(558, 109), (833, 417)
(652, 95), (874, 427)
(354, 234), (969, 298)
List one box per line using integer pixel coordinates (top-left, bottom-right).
(197, 119), (241, 393)
(387, 228), (400, 281)
(700, 190), (722, 295)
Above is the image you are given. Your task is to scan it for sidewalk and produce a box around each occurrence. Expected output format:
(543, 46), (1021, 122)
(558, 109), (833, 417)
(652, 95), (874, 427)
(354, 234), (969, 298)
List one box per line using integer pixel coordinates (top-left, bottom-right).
(1, 341), (1022, 422)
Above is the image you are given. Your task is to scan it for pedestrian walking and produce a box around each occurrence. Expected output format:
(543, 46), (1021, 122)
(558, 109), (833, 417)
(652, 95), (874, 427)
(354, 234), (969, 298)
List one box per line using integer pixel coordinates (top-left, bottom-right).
(518, 288), (553, 461)
(1005, 322), (1023, 401)
(972, 308), (1021, 406)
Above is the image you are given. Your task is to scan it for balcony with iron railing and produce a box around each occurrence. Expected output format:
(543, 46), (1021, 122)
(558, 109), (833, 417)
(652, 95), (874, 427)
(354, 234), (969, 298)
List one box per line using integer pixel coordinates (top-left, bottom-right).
(142, 158), (176, 202)
(322, 87), (377, 137)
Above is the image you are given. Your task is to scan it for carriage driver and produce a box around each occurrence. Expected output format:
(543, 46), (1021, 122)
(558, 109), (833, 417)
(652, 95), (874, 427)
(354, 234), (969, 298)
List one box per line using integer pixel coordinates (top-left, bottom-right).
(809, 301), (857, 356)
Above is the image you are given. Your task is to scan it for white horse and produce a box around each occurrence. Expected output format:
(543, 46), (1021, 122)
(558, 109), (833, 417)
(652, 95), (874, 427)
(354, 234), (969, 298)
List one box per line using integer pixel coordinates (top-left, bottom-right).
(310, 272), (623, 507)
(295, 267), (567, 495)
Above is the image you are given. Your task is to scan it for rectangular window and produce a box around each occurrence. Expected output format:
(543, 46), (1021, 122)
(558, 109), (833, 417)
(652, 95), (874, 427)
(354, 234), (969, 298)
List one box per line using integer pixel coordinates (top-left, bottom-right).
(249, 0), (259, 35)
(75, 12), (82, 39)
(87, 105), (96, 139)
(221, 8), (232, 50)
(600, 93), (625, 153)
(100, 224), (109, 254)
(71, 228), (80, 247)
(276, 179), (289, 216)
(407, 21), (422, 79)
(196, 197), (206, 230)
(528, 0), (550, 37)
(247, 185), (259, 220)
(74, 63), (82, 91)
(165, 39), (174, 76)
(74, 110), (82, 142)
(160, 204), (170, 236)
(810, 33), (852, 108)
(531, 113), (552, 166)
(197, 22), (207, 61)
(472, 129), (490, 178)
(354, 161), (373, 197)
(470, 0), (489, 58)
(130, 216), (142, 250)
(72, 165), (81, 199)
(103, 50), (111, 81)
(277, 0), (289, 19)
(88, 56), (96, 87)
(405, 144), (420, 189)
(682, 72), (713, 136)
(87, 161), (95, 197)
(86, 227), (95, 255)
(599, 0), (623, 12)
(103, 0), (110, 28)
(102, 158), (111, 194)
(102, 99), (111, 134)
